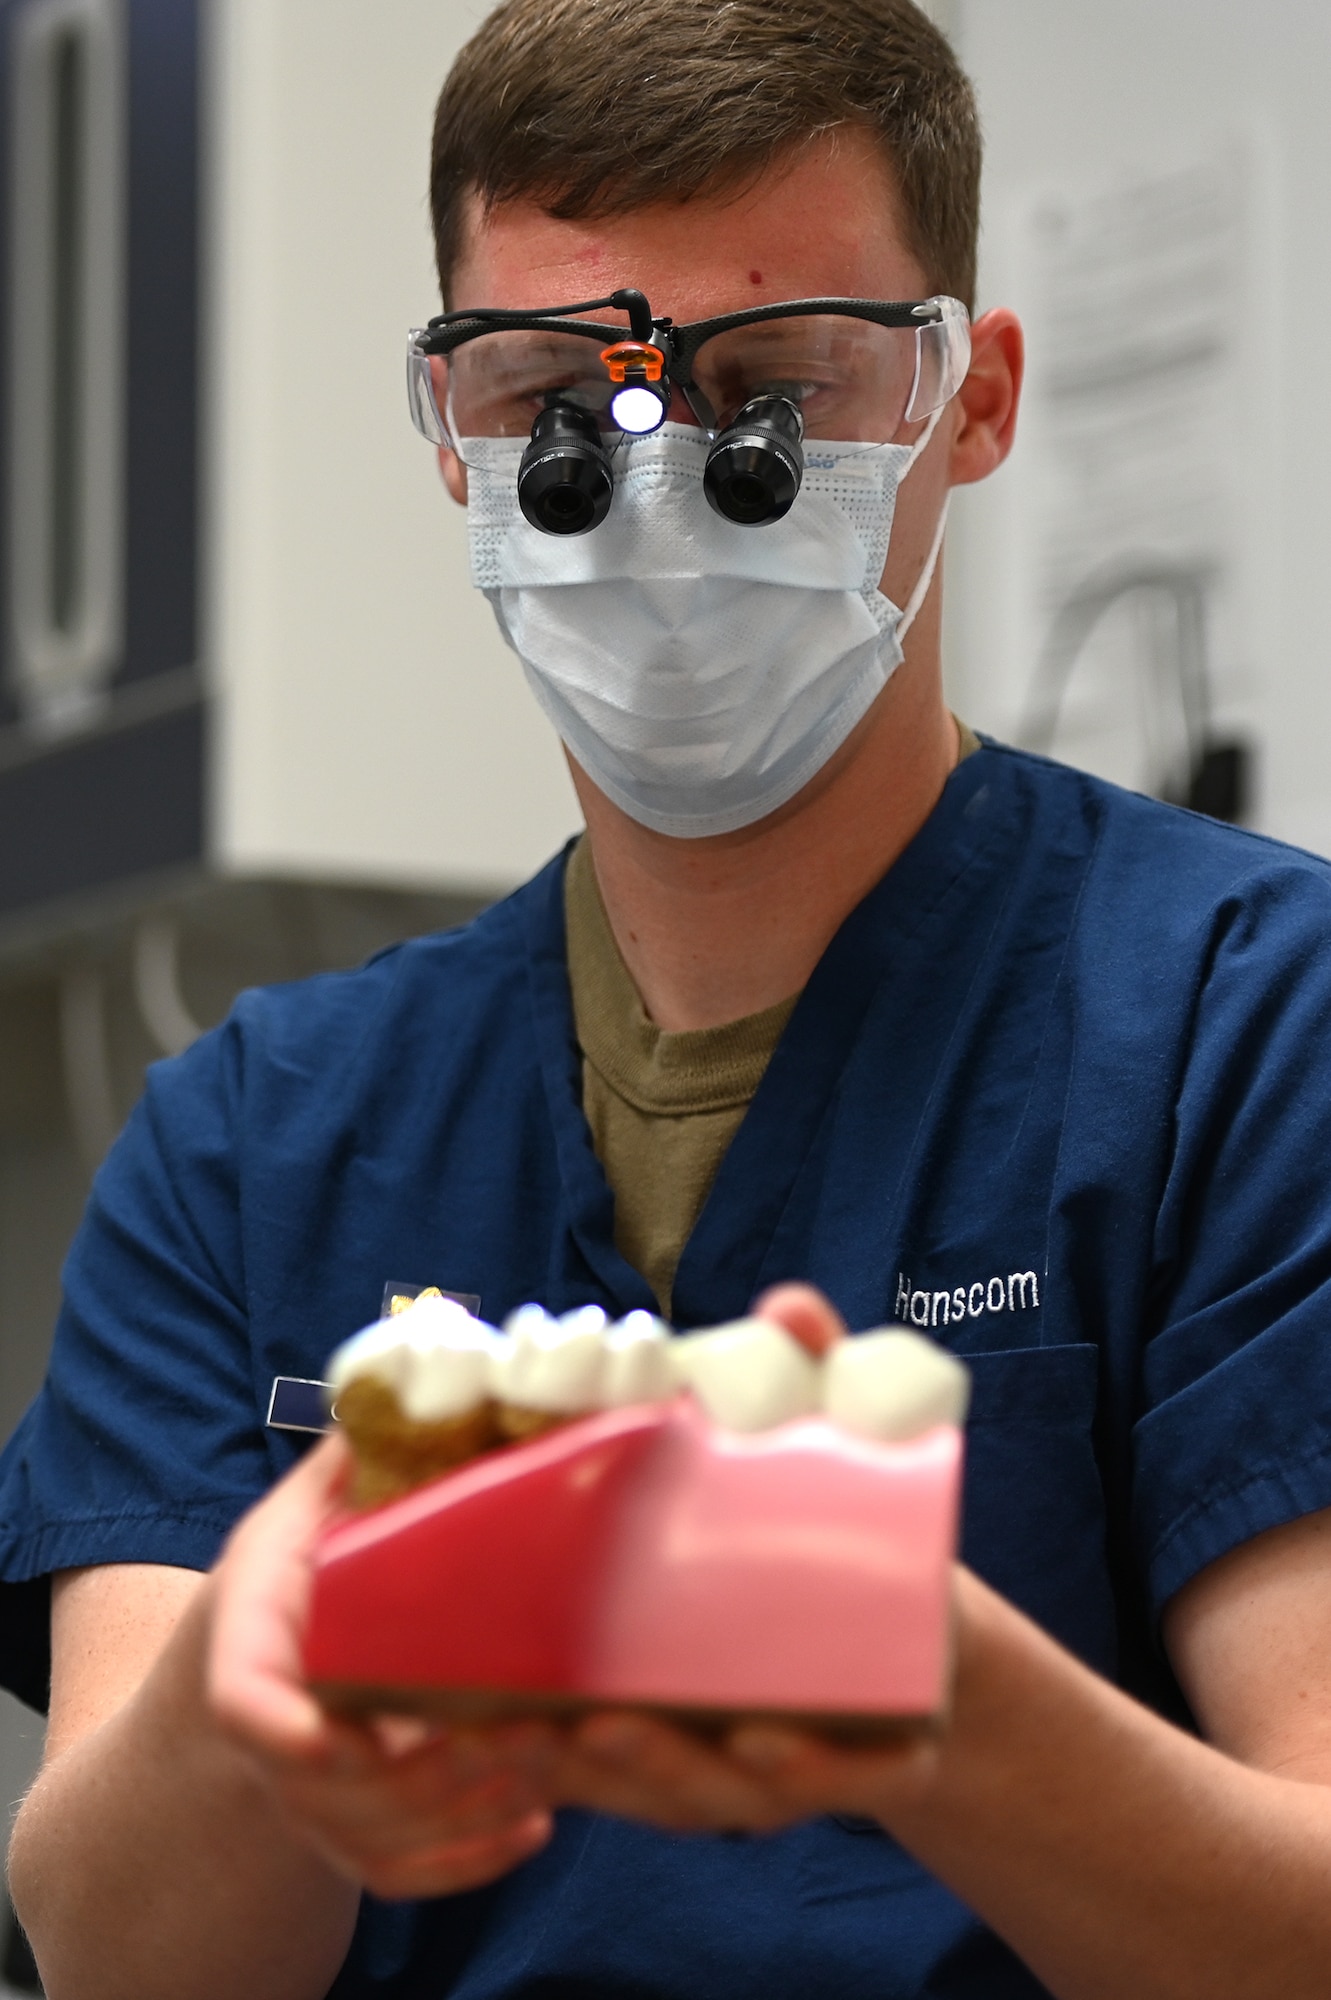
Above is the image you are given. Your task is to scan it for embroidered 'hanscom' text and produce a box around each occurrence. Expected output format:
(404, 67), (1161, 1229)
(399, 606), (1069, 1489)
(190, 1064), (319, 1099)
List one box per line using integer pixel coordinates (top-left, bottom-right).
(894, 1269), (1040, 1328)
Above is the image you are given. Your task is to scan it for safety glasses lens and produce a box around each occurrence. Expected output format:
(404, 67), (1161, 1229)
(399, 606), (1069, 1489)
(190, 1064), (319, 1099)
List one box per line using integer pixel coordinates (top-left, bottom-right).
(406, 336), (449, 445)
(688, 303), (970, 444)
(415, 328), (667, 464)
(909, 301), (972, 424)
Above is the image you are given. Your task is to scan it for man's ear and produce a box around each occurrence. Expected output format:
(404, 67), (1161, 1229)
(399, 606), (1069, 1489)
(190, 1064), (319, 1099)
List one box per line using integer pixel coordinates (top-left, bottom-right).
(438, 445), (468, 505)
(947, 308), (1024, 489)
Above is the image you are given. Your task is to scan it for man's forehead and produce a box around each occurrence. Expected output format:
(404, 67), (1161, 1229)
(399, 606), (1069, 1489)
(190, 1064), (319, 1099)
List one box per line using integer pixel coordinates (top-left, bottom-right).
(448, 130), (927, 317)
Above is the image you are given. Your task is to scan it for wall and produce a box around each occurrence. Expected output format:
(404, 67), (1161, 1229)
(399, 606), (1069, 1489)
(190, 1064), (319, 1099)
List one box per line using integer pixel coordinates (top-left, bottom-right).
(948, 0), (1330, 854)
(207, 0), (582, 896)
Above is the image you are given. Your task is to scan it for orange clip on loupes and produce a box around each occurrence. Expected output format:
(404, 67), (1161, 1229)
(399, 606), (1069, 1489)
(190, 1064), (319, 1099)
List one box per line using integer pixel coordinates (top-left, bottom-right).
(599, 341), (670, 435)
(600, 340), (666, 383)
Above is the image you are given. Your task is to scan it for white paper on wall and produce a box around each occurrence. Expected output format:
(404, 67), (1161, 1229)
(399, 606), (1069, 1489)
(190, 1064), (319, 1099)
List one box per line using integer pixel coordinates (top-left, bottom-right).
(1015, 149), (1258, 804)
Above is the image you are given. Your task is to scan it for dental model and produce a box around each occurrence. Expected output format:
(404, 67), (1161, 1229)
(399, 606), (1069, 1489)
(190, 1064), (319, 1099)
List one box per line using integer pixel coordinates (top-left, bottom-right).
(308, 1309), (971, 1730)
(326, 1296), (969, 1508)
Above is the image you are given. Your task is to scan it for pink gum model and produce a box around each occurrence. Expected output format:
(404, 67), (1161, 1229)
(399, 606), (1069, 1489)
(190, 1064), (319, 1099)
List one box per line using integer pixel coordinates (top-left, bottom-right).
(304, 1394), (963, 1733)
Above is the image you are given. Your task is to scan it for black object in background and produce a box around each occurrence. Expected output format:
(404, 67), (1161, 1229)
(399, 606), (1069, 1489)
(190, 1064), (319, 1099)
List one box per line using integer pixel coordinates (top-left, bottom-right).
(1020, 561), (1254, 826)
(0, 0), (204, 929)
(1177, 739), (1250, 824)
(2, 1897), (41, 1994)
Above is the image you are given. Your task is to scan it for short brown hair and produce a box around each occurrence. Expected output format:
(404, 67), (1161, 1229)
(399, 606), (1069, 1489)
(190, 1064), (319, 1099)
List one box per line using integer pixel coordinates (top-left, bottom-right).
(430, 0), (981, 310)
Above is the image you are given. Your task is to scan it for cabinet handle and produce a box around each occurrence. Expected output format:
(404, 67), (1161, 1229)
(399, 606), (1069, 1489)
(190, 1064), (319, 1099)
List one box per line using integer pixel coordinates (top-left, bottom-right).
(7, 0), (126, 732)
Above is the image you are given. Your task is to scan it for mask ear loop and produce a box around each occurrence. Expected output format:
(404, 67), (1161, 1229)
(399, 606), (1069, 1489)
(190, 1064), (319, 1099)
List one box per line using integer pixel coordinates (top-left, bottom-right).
(897, 493), (951, 640)
(895, 404), (950, 642)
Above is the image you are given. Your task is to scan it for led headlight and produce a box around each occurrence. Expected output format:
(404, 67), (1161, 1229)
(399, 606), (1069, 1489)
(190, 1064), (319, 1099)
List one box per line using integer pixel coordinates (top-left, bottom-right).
(601, 341), (669, 436)
(609, 381), (670, 434)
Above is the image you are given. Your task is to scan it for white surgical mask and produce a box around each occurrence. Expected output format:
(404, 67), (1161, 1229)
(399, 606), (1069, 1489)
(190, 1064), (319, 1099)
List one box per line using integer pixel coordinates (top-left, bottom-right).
(466, 419), (946, 838)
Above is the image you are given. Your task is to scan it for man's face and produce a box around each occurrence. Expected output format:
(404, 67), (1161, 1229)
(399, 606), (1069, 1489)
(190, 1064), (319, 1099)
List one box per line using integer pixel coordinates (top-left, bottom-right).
(443, 126), (957, 609)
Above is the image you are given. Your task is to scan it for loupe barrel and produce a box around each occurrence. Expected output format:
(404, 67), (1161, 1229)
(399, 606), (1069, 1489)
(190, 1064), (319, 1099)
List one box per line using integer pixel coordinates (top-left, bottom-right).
(517, 404), (614, 535)
(704, 395), (805, 525)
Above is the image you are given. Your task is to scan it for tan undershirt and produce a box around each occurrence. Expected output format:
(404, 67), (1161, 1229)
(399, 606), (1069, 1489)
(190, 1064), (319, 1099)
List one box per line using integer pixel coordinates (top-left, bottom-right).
(564, 720), (981, 1318)
(565, 835), (796, 1317)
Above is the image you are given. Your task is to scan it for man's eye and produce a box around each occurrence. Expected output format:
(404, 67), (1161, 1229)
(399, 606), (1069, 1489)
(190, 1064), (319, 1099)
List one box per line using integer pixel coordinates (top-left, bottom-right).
(492, 382), (555, 411)
(510, 379), (603, 412)
(738, 377), (838, 415)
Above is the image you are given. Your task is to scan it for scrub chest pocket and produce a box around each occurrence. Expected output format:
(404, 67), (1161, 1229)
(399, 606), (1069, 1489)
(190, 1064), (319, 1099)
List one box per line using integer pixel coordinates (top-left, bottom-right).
(958, 1344), (1113, 1671)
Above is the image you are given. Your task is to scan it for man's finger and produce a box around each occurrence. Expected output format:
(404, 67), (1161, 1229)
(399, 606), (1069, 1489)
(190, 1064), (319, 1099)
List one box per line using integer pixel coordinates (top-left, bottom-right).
(350, 1810), (555, 1901)
(557, 1712), (798, 1831)
(751, 1282), (847, 1356)
(208, 1435), (355, 1761)
(727, 1723), (941, 1816)
(275, 1753), (547, 1859)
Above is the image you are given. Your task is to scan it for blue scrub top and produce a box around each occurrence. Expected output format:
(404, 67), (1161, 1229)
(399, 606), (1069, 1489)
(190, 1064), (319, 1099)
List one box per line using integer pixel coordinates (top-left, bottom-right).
(5, 740), (1331, 1999)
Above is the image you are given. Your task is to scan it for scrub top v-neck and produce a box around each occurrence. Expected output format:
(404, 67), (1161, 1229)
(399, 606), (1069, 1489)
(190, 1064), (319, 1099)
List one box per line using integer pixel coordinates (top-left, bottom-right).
(563, 719), (982, 1320)
(532, 741), (1017, 1335)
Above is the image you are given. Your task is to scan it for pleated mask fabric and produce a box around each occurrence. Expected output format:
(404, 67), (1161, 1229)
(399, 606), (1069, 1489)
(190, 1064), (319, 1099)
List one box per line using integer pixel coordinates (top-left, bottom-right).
(465, 421), (938, 837)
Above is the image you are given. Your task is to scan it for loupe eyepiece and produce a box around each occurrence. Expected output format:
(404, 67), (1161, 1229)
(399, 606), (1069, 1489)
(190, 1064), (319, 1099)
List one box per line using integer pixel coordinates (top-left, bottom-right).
(703, 394), (805, 526)
(517, 402), (615, 535)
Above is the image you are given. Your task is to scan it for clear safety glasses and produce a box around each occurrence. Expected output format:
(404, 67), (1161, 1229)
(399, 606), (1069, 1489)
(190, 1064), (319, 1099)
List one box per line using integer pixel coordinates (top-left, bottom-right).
(407, 290), (971, 463)
(406, 287), (970, 533)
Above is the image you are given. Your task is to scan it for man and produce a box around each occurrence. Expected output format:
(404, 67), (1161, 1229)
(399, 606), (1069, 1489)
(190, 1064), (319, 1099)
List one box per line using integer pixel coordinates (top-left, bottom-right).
(5, 3), (1331, 1996)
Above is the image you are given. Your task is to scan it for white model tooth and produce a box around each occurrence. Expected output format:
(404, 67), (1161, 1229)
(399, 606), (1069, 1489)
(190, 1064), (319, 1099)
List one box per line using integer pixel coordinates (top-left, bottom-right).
(492, 1303), (608, 1413)
(822, 1329), (971, 1441)
(327, 1317), (410, 1396)
(671, 1317), (820, 1432)
(398, 1319), (493, 1423)
(557, 1304), (611, 1341)
(600, 1311), (676, 1407)
(326, 1293), (493, 1421)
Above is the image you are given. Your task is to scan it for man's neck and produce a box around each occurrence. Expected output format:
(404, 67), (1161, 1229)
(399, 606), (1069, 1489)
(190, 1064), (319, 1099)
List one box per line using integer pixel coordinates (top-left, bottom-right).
(571, 654), (960, 1032)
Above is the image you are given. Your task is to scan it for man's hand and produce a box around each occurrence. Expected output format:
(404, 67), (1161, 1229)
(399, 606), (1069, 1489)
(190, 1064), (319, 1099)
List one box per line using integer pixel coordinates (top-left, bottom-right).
(544, 1706), (942, 1834)
(204, 1280), (913, 1882)
(207, 1432), (556, 1899)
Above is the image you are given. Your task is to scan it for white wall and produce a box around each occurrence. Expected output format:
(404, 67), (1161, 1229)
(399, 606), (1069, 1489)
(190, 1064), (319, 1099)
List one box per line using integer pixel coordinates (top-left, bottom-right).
(949, 0), (1331, 854)
(919, 0), (960, 37)
(207, 0), (581, 898)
